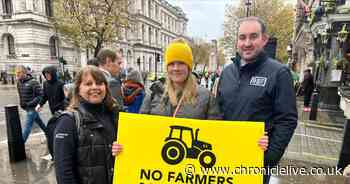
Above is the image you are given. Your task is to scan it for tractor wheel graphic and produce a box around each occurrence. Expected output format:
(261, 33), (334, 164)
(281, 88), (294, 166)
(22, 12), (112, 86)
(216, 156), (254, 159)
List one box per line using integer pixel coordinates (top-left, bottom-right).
(198, 150), (216, 168)
(161, 141), (186, 165)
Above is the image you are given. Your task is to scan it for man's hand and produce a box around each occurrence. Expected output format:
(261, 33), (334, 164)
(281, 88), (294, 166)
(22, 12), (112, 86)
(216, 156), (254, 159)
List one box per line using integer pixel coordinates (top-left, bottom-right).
(35, 104), (42, 112)
(258, 132), (269, 151)
(112, 142), (123, 156)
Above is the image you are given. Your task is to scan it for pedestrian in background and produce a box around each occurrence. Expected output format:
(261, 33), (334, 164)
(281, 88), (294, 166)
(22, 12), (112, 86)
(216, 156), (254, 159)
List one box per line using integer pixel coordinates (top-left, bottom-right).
(140, 38), (223, 120)
(96, 49), (124, 110)
(54, 66), (122, 184)
(300, 69), (314, 112)
(122, 69), (145, 113)
(15, 65), (47, 143)
(147, 77), (166, 104)
(36, 65), (65, 158)
(217, 17), (296, 184)
(36, 65), (65, 114)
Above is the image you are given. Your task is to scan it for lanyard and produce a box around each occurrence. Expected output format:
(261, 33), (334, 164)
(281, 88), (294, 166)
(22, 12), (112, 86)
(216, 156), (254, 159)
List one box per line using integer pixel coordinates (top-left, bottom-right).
(172, 94), (185, 118)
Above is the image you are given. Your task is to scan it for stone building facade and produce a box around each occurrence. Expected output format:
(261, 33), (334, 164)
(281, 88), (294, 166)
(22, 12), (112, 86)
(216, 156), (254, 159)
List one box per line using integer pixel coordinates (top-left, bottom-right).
(117, 0), (188, 77)
(0, 0), (81, 77)
(0, 0), (188, 80)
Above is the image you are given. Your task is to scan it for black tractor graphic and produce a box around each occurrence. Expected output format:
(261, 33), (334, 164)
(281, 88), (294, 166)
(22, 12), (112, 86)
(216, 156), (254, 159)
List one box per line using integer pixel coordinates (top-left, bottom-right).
(161, 125), (216, 168)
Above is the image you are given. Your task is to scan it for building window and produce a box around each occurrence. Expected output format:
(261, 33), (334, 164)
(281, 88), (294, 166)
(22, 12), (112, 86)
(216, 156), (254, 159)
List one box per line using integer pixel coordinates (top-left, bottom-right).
(141, 0), (145, 14)
(2, 0), (13, 17)
(149, 27), (152, 45)
(142, 24), (145, 43)
(148, 0), (152, 18)
(155, 29), (159, 46)
(127, 50), (132, 65)
(49, 36), (59, 58)
(155, 5), (159, 21)
(45, 0), (53, 17)
(3, 34), (15, 56)
(149, 57), (152, 72)
(119, 49), (124, 57)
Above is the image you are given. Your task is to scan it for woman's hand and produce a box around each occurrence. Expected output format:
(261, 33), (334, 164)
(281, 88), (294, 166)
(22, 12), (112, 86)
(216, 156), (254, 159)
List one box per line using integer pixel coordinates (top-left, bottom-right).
(112, 142), (123, 156)
(258, 133), (268, 151)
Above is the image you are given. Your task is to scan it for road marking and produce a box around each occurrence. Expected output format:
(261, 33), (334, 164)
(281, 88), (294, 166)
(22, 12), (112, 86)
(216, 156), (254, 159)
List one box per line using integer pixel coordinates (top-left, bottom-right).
(0, 132), (45, 144)
(294, 133), (342, 143)
(288, 151), (337, 161)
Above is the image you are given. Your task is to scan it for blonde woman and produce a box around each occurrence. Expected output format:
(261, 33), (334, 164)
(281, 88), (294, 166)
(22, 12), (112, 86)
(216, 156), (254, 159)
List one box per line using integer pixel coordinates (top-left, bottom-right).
(140, 38), (268, 152)
(140, 39), (222, 119)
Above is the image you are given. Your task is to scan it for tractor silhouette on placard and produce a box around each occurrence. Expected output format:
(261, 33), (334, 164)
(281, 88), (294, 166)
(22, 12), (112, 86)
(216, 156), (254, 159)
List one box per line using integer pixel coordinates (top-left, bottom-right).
(161, 125), (216, 168)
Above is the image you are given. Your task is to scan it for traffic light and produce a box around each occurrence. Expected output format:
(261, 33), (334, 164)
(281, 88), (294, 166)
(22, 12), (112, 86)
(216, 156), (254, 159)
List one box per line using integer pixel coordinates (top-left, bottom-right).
(59, 57), (67, 65)
(156, 53), (161, 62)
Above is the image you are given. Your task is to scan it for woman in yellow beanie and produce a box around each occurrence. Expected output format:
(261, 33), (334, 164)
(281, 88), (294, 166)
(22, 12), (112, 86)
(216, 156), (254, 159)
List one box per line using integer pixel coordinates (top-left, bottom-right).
(140, 38), (222, 119)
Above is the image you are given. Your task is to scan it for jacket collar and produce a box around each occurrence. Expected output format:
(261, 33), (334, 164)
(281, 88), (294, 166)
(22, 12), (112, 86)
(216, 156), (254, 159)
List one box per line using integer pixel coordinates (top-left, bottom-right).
(99, 67), (111, 78)
(233, 52), (268, 72)
(20, 74), (33, 83)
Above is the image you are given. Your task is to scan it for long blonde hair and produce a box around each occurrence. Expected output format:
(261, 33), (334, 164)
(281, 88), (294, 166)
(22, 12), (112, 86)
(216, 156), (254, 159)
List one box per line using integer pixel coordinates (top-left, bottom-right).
(163, 73), (198, 106)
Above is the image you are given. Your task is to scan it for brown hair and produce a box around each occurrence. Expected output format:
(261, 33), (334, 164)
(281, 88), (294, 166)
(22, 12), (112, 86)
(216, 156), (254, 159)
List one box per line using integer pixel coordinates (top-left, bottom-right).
(67, 65), (116, 112)
(237, 16), (267, 34)
(96, 49), (117, 66)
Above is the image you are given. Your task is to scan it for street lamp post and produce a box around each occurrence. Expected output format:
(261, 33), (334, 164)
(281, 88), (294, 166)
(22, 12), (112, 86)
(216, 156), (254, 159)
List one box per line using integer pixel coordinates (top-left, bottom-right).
(154, 53), (161, 81)
(245, 0), (252, 17)
(137, 57), (141, 72)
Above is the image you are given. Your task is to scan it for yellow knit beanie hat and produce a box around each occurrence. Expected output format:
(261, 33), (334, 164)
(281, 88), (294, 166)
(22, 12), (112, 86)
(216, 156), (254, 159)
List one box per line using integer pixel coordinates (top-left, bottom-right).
(165, 39), (193, 69)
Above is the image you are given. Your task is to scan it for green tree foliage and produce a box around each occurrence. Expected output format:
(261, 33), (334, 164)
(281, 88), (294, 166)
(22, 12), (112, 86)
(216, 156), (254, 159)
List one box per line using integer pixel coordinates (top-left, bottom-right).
(224, 0), (294, 62)
(53, 0), (132, 56)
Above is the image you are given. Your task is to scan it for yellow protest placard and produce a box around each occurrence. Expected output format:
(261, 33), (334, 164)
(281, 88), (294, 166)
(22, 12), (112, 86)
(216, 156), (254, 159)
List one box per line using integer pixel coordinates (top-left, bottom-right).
(113, 112), (264, 184)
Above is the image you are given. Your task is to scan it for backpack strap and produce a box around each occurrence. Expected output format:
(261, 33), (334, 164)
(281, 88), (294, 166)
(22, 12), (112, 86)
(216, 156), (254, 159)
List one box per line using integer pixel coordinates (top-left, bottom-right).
(72, 110), (81, 134)
(58, 110), (81, 134)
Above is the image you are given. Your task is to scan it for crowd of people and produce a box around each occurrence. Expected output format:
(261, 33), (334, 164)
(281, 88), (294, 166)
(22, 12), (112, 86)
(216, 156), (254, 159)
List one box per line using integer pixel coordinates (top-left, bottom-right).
(14, 16), (301, 184)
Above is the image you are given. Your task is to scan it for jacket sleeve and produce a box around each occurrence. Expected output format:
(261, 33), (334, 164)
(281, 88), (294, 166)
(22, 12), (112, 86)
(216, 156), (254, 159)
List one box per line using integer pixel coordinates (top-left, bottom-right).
(54, 114), (79, 184)
(109, 79), (124, 110)
(139, 93), (152, 114)
(52, 82), (66, 111)
(206, 93), (224, 120)
(265, 68), (298, 167)
(27, 80), (43, 107)
(39, 83), (48, 107)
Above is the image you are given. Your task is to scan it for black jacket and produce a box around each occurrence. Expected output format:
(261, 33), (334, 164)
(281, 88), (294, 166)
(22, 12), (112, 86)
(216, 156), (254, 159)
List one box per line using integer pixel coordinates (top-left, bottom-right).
(54, 101), (118, 184)
(40, 66), (66, 114)
(301, 74), (314, 96)
(217, 53), (298, 167)
(17, 74), (43, 110)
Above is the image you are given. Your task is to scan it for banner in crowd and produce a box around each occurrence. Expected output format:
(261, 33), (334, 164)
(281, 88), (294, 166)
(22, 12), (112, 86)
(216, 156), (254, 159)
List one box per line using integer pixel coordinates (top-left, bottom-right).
(113, 112), (264, 184)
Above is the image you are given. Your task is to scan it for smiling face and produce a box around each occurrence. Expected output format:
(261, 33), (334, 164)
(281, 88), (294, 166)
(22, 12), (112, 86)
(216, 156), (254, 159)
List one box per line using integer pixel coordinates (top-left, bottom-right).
(167, 61), (189, 86)
(78, 72), (107, 104)
(236, 20), (268, 63)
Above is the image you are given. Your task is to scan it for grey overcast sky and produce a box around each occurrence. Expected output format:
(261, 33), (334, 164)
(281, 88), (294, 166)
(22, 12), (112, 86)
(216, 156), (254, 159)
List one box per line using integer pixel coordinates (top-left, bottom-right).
(167, 0), (296, 41)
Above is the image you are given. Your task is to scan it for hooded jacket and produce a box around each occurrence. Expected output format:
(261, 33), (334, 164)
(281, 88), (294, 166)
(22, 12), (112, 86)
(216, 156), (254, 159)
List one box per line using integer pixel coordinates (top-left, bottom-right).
(39, 66), (65, 114)
(17, 74), (43, 110)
